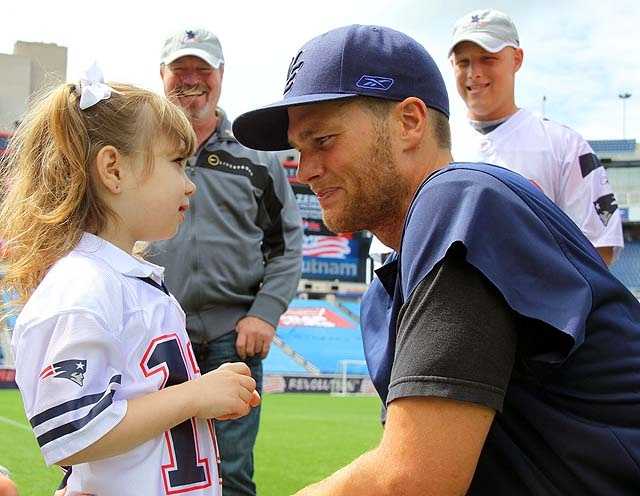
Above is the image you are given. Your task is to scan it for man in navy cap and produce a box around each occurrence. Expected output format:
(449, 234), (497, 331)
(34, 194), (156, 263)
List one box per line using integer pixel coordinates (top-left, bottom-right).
(233, 25), (640, 495)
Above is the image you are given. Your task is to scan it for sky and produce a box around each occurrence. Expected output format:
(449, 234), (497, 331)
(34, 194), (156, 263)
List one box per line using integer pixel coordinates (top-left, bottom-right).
(1, 0), (638, 143)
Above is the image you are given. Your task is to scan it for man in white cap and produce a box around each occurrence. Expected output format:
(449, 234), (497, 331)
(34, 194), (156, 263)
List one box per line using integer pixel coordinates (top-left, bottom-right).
(449, 9), (623, 265)
(150, 28), (303, 496)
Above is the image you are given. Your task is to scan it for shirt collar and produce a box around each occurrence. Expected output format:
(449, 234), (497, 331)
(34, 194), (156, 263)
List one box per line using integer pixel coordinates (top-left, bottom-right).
(374, 252), (399, 296)
(76, 233), (165, 283)
(203, 107), (235, 150)
(471, 108), (526, 139)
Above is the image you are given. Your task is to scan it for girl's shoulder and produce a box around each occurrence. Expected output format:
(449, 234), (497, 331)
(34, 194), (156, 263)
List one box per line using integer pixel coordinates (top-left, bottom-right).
(19, 251), (127, 330)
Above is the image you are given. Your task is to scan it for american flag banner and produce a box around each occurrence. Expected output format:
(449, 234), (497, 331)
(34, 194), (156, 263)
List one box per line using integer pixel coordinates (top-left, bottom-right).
(303, 236), (352, 259)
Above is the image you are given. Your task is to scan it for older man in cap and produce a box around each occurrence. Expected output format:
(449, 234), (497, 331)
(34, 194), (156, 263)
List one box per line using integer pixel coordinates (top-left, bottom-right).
(449, 9), (623, 266)
(149, 28), (303, 496)
(232, 24), (640, 495)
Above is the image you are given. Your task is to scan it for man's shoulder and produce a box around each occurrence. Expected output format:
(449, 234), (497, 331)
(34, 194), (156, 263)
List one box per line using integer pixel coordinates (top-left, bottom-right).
(494, 109), (550, 140)
(425, 164), (522, 195)
(525, 111), (587, 145)
(494, 109), (590, 164)
(407, 164), (542, 241)
(408, 165), (524, 236)
(498, 109), (578, 139)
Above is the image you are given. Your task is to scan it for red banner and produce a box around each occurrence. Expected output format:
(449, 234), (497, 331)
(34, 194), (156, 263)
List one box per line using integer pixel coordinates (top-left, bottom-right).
(0, 368), (17, 388)
(279, 308), (354, 328)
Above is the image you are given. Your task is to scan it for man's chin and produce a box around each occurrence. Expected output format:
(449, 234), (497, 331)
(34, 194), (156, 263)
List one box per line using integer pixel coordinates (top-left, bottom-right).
(323, 212), (365, 235)
(182, 104), (215, 121)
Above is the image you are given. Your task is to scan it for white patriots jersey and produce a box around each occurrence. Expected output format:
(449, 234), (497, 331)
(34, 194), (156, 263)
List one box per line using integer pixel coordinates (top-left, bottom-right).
(452, 109), (623, 254)
(12, 233), (221, 496)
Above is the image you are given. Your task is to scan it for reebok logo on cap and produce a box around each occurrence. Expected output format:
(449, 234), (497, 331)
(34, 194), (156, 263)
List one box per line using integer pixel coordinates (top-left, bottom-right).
(233, 24), (449, 151)
(356, 75), (395, 91)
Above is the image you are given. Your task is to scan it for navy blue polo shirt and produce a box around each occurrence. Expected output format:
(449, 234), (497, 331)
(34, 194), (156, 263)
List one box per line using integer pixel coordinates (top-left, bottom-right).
(361, 163), (640, 494)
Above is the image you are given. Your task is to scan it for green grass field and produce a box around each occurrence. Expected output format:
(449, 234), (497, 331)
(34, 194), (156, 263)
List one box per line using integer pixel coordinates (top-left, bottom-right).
(0, 390), (382, 495)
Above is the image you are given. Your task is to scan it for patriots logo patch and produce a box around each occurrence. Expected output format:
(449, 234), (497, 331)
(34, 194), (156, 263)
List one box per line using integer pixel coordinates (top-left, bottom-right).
(39, 360), (87, 387)
(594, 193), (618, 226)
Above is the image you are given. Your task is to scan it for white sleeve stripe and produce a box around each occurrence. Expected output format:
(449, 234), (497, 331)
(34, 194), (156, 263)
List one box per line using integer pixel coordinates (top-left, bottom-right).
(33, 375), (121, 447)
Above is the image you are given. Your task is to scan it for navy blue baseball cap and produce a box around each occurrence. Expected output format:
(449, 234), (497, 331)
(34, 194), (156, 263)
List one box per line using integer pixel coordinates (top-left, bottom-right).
(232, 24), (449, 151)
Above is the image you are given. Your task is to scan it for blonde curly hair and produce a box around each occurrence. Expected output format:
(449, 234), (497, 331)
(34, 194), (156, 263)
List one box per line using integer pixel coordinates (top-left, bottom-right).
(0, 82), (195, 305)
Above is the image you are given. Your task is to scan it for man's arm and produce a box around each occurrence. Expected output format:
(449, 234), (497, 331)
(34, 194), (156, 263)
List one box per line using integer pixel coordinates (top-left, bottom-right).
(235, 316), (275, 359)
(295, 396), (494, 496)
(297, 250), (517, 495)
(236, 154), (303, 358)
(558, 133), (623, 266)
(597, 246), (614, 266)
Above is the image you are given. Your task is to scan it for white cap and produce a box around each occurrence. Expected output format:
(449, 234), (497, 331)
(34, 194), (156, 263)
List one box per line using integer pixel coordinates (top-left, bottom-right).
(161, 29), (224, 68)
(449, 9), (519, 55)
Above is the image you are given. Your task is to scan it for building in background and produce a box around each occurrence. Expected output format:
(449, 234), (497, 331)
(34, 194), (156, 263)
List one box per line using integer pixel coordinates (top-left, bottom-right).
(0, 41), (67, 132)
(1, 40), (67, 369)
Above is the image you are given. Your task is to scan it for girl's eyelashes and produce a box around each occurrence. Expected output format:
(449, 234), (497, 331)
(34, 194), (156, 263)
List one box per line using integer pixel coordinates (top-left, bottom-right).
(173, 157), (188, 168)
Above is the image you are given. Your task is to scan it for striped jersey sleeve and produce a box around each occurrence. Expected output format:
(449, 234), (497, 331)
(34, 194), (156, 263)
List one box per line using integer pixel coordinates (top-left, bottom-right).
(558, 134), (623, 253)
(14, 311), (127, 465)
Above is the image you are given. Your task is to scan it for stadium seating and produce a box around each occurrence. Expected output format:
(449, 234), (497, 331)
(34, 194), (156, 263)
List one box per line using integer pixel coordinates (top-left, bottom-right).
(1, 291), (17, 329)
(588, 139), (636, 154)
(339, 300), (361, 317)
(611, 241), (640, 295)
(262, 344), (308, 374)
(269, 298), (369, 375)
(0, 290), (16, 366)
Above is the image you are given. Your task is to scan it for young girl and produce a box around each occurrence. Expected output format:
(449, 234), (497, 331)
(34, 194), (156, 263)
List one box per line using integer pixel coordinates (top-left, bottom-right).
(0, 70), (260, 495)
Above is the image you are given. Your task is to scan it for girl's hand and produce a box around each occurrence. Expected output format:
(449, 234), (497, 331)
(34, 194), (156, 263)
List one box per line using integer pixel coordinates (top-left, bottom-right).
(189, 362), (261, 420)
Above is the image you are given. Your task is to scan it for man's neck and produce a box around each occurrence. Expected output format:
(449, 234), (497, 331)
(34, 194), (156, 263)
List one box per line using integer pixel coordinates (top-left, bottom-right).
(374, 149), (453, 251)
(469, 105), (518, 123)
(469, 115), (510, 134)
(191, 113), (219, 149)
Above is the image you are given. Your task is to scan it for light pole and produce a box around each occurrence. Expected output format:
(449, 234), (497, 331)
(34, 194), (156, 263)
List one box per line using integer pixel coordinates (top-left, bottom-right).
(619, 92), (632, 139)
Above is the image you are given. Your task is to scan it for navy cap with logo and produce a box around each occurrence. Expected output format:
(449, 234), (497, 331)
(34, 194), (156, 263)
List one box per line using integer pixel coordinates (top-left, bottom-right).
(232, 24), (449, 151)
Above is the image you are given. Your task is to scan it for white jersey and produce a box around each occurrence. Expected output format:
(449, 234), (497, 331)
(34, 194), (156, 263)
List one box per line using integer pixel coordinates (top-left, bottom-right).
(12, 233), (221, 496)
(452, 109), (623, 254)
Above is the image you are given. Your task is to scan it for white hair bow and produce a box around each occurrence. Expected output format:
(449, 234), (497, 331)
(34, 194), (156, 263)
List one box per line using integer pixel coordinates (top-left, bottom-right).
(78, 63), (112, 110)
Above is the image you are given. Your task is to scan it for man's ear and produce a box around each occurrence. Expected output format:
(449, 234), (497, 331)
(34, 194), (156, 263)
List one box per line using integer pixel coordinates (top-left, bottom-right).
(160, 64), (165, 80)
(95, 145), (124, 194)
(395, 97), (428, 151)
(513, 47), (524, 73)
